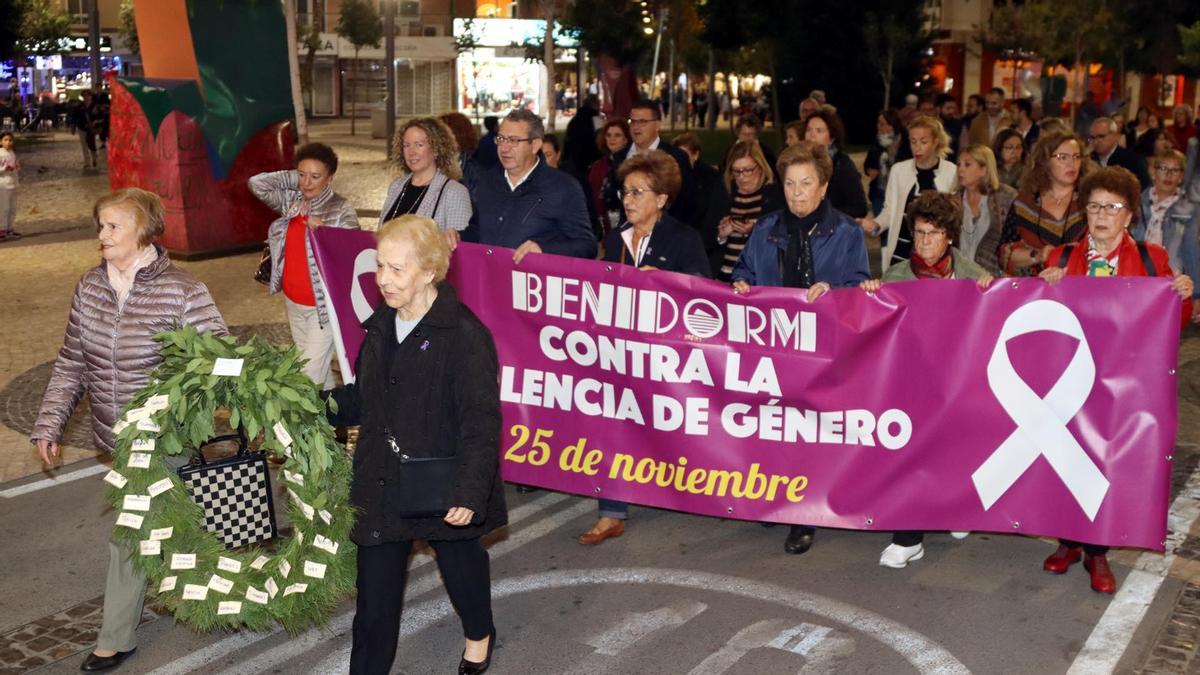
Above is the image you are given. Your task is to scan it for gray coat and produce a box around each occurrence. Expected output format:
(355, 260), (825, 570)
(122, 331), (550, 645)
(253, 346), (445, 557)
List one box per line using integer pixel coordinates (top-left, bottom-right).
(378, 171), (472, 231)
(32, 248), (227, 453)
(249, 170), (360, 327)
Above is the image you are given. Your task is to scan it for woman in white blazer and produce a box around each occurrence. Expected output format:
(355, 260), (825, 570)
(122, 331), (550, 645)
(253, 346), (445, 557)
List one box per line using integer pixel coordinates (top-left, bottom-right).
(861, 115), (958, 270)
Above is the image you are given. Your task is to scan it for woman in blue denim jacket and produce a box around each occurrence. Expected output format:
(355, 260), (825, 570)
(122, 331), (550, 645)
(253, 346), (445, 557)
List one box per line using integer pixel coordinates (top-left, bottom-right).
(1134, 149), (1200, 318)
(732, 141), (869, 556)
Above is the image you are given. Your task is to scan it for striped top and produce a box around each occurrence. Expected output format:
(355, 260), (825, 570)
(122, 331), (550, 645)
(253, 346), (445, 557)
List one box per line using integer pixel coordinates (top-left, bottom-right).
(999, 192), (1087, 276)
(718, 185), (768, 282)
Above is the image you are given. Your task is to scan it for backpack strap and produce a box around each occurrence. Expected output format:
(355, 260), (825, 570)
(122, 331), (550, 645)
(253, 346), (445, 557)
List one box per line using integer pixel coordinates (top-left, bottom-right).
(1136, 241), (1157, 277)
(1057, 244), (1074, 269)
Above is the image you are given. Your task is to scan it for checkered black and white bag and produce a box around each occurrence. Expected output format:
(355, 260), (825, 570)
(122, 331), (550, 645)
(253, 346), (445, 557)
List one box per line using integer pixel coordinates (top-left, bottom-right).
(177, 433), (278, 550)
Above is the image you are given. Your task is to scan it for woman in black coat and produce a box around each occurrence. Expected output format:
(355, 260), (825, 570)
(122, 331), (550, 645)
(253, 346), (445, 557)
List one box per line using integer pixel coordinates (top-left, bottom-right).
(326, 214), (506, 675)
(802, 108), (869, 219)
(582, 150), (710, 546)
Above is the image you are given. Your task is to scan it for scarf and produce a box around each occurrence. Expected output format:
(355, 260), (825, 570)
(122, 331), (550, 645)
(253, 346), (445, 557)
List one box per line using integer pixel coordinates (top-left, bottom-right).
(910, 248), (954, 279)
(781, 201), (823, 289)
(107, 246), (159, 311)
(1084, 234), (1121, 277)
(1146, 189), (1182, 246)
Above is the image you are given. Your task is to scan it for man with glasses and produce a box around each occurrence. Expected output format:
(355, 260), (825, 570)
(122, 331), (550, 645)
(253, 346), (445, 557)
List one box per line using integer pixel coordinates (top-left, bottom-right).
(621, 100), (697, 227)
(1089, 117), (1150, 190)
(468, 108), (596, 263)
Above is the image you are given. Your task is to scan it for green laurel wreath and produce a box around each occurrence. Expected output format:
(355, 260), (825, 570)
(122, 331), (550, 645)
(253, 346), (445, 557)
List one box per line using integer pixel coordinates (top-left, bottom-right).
(104, 327), (355, 633)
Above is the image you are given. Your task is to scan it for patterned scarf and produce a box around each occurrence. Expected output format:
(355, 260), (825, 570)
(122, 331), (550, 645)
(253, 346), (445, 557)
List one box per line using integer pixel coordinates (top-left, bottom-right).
(1146, 189), (1182, 246)
(910, 248), (954, 279)
(1084, 235), (1121, 276)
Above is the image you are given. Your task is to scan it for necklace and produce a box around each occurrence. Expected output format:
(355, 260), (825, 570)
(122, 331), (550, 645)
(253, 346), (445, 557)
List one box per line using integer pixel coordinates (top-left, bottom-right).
(962, 191), (983, 236)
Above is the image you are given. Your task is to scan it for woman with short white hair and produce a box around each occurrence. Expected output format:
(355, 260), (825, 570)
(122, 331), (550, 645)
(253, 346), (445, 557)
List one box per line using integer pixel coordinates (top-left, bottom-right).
(325, 215), (506, 674)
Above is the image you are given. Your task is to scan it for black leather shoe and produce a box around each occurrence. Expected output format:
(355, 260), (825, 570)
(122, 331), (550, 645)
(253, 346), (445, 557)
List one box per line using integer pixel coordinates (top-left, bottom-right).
(784, 526), (815, 555)
(80, 648), (136, 671)
(458, 630), (496, 674)
(515, 485), (538, 494)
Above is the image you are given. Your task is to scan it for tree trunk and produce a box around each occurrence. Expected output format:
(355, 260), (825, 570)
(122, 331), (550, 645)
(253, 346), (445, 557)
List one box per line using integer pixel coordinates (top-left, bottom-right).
(351, 48), (358, 136)
(667, 39), (675, 131)
(284, 0), (308, 144)
(544, 4), (556, 130)
(769, 56), (782, 146)
(706, 48), (717, 130)
(882, 50), (894, 111)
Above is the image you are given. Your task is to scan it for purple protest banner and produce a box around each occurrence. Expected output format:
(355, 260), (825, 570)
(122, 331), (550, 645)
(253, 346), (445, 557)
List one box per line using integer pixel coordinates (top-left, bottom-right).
(449, 244), (1180, 550)
(309, 227), (381, 380)
(313, 231), (1179, 549)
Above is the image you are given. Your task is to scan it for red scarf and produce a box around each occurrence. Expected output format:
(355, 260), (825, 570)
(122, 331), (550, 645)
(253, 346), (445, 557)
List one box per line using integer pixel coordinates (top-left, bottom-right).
(910, 249), (953, 279)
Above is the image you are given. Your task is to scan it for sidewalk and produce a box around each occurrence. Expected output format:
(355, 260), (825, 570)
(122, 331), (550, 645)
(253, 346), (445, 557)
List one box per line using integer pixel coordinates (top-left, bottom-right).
(0, 120), (389, 484)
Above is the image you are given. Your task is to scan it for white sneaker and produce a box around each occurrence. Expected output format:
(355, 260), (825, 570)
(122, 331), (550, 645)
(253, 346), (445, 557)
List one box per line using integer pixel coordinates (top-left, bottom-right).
(950, 531), (970, 540)
(879, 543), (925, 568)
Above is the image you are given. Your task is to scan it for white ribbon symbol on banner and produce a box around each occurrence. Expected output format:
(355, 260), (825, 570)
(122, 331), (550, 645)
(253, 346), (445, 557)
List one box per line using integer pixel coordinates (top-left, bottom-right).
(350, 248), (378, 323)
(971, 299), (1110, 520)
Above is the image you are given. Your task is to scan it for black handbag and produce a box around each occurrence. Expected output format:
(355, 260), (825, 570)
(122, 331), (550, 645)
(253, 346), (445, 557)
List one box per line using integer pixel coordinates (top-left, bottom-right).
(253, 245), (271, 286)
(383, 427), (455, 518)
(177, 432), (278, 549)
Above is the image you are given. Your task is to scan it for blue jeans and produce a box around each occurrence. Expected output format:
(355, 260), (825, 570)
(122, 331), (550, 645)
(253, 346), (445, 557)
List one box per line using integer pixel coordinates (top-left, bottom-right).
(598, 499), (628, 519)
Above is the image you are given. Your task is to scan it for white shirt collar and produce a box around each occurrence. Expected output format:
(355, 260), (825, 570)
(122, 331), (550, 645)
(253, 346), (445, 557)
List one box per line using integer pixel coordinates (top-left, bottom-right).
(506, 158), (541, 191)
(620, 227), (652, 267)
(627, 137), (661, 159)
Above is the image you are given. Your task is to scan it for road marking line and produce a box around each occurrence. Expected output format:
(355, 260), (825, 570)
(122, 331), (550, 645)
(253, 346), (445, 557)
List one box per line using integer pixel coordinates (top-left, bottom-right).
(146, 491), (573, 675)
(689, 619), (790, 675)
(1067, 453), (1200, 674)
(231, 498), (594, 675)
(313, 567), (969, 674)
(147, 492), (582, 675)
(585, 600), (707, 656)
(0, 462), (109, 498)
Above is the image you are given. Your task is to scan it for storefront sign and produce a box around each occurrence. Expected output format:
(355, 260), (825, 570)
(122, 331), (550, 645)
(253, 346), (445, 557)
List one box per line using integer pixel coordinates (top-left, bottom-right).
(310, 32), (456, 61)
(453, 18), (578, 48)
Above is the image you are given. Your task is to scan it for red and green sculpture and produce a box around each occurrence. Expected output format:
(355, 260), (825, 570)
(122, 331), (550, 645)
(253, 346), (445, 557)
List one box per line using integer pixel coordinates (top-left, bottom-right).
(109, 0), (296, 256)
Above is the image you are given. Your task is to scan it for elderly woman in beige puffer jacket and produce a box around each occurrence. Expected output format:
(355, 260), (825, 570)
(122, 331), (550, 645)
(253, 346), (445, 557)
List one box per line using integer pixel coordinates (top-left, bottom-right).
(31, 187), (226, 672)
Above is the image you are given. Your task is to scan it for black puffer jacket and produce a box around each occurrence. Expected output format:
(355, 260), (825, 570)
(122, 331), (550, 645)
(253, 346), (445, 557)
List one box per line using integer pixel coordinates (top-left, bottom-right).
(326, 283), (507, 544)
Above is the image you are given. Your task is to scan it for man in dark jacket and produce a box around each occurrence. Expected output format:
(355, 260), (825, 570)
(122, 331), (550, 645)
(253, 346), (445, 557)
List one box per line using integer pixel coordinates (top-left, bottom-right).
(623, 99), (697, 227)
(562, 94), (601, 183)
(468, 108), (596, 262)
(1090, 116), (1151, 190)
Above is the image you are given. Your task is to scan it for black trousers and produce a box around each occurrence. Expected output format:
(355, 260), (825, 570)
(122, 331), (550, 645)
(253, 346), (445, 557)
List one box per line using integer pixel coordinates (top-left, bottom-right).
(1060, 538), (1109, 556)
(892, 531), (925, 547)
(350, 538), (494, 675)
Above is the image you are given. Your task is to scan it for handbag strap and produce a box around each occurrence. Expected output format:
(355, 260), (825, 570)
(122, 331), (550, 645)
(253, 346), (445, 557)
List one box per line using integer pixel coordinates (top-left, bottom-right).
(429, 179), (447, 221)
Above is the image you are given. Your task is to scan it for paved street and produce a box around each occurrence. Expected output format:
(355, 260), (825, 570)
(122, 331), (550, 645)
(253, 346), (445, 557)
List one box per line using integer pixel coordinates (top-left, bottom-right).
(3, 121), (1200, 674)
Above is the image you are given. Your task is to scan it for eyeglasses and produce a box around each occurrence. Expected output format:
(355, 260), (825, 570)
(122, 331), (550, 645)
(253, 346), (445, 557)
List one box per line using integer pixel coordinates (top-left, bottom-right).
(496, 135), (537, 146)
(731, 166), (760, 177)
(1050, 152), (1083, 163)
(1002, 143), (1024, 152)
(913, 229), (946, 240)
(1085, 202), (1127, 215)
(618, 187), (655, 200)
(1155, 165), (1184, 175)
(628, 117), (659, 126)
